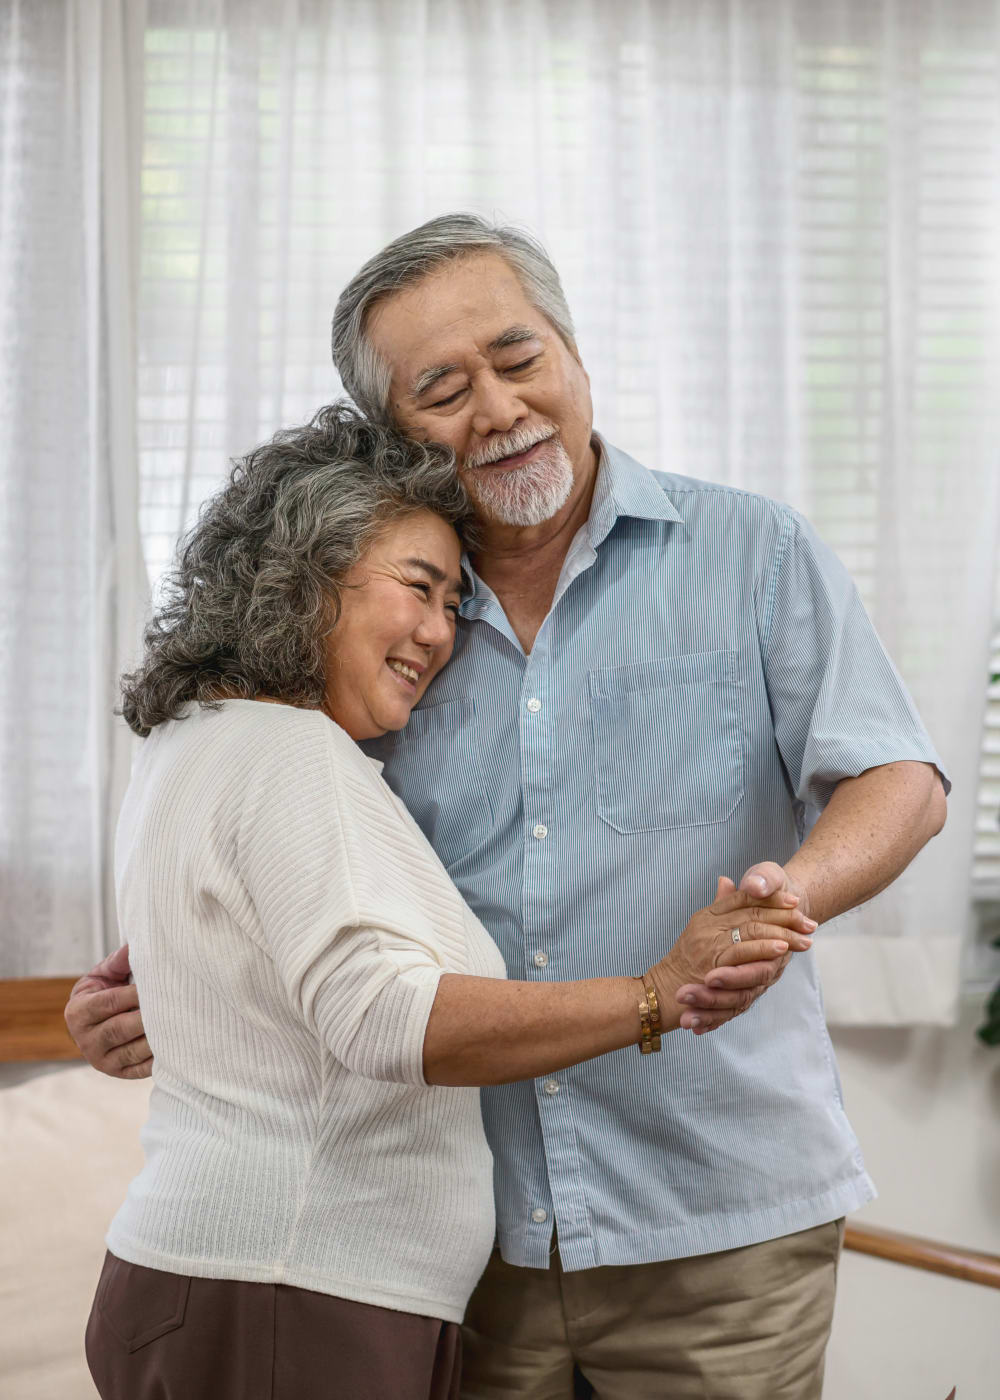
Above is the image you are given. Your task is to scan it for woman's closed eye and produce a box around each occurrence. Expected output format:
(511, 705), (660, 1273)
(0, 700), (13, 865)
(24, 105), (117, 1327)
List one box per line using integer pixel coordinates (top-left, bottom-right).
(409, 581), (460, 617)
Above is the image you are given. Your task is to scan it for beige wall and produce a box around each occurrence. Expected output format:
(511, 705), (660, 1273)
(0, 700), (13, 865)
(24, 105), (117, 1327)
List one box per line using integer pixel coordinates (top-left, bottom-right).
(825, 1002), (1000, 1399)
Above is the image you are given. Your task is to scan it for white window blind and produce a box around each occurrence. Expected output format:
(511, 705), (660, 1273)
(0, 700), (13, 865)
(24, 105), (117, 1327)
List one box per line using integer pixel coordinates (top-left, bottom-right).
(792, 24), (1000, 939)
(797, 28), (999, 664)
(974, 587), (1000, 897)
(970, 565), (1000, 993)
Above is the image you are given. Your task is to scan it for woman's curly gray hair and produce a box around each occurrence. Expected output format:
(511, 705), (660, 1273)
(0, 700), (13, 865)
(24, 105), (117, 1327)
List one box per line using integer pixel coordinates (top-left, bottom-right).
(121, 401), (474, 737)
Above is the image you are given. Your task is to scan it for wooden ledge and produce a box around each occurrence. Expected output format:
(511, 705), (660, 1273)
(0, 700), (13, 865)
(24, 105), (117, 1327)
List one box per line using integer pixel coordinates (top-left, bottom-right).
(0, 977), (84, 1061)
(845, 1222), (1000, 1291)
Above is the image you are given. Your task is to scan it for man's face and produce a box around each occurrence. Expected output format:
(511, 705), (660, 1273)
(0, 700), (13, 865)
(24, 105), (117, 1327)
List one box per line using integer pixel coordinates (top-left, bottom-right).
(366, 253), (595, 528)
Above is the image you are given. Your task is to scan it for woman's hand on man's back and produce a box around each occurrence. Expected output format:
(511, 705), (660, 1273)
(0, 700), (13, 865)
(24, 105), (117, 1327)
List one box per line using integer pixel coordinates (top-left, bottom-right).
(64, 943), (153, 1079)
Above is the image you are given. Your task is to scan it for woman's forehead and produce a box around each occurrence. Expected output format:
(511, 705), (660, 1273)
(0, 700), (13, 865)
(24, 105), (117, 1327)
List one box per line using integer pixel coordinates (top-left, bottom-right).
(365, 511), (462, 584)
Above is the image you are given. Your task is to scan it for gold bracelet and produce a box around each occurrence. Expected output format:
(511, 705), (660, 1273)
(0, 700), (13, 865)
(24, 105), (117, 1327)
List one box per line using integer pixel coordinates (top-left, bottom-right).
(637, 979), (662, 1054)
(643, 977), (662, 1051)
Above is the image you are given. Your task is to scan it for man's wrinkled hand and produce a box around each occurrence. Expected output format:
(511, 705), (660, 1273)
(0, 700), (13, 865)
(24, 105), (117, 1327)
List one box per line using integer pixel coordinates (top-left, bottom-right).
(64, 944), (152, 1080)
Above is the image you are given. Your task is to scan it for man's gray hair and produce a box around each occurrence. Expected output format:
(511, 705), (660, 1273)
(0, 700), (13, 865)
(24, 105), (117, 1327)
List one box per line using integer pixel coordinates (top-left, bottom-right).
(120, 401), (474, 737)
(331, 213), (576, 422)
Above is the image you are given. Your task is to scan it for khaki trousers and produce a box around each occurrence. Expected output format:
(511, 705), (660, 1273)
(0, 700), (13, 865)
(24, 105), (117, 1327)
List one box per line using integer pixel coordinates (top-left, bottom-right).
(461, 1219), (844, 1400)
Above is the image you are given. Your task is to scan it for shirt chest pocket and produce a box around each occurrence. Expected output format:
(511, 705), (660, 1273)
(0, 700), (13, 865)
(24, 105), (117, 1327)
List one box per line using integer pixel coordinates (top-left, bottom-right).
(589, 651), (745, 834)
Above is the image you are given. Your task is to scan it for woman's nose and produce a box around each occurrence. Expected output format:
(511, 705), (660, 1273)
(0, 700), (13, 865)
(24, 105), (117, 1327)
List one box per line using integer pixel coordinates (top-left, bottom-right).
(414, 606), (454, 650)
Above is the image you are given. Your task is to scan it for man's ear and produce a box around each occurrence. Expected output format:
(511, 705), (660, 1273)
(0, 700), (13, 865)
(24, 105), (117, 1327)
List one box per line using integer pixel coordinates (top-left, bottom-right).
(566, 337), (590, 383)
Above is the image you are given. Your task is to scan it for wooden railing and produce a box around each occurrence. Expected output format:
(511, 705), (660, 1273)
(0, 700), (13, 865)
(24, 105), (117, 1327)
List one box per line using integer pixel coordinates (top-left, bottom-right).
(0, 976), (83, 1061)
(844, 1223), (1000, 1291)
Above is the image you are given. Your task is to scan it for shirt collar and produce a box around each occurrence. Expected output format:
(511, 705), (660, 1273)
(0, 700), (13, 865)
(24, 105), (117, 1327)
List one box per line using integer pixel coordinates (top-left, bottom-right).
(459, 433), (683, 614)
(586, 434), (684, 548)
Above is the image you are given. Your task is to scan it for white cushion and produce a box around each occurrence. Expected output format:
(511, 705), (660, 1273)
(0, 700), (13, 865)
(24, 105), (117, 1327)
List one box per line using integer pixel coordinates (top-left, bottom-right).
(0, 1064), (150, 1400)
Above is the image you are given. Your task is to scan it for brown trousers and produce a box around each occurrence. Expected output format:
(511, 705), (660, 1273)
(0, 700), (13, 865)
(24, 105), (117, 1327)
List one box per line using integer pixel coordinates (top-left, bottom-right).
(85, 1252), (461, 1400)
(461, 1219), (845, 1400)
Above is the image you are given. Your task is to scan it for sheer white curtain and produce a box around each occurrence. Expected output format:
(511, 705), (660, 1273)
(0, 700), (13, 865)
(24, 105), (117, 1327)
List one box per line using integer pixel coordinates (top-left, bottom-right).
(0, 0), (147, 976)
(5, 0), (1000, 1021)
(135, 0), (1000, 1024)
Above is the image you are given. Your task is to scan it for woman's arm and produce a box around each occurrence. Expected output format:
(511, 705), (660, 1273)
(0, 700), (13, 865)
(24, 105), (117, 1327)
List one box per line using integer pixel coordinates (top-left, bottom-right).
(423, 880), (815, 1086)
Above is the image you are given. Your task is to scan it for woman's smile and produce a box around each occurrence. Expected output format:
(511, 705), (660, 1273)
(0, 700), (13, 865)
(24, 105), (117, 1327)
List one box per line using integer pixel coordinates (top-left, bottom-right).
(322, 510), (464, 741)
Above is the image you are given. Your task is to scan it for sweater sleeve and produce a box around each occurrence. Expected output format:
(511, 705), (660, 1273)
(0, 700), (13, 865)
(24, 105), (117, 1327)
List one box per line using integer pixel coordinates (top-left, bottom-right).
(235, 715), (445, 1086)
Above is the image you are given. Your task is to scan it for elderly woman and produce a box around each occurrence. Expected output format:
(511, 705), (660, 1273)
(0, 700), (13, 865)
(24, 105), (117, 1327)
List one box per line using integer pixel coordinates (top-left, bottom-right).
(85, 404), (814, 1400)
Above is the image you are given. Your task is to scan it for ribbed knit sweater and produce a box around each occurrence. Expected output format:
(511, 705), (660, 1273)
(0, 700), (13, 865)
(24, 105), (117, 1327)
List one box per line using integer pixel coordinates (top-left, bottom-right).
(105, 700), (506, 1323)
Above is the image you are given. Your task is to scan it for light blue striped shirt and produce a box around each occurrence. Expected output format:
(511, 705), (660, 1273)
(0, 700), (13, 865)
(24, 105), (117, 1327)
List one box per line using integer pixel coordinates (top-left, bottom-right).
(365, 438), (944, 1271)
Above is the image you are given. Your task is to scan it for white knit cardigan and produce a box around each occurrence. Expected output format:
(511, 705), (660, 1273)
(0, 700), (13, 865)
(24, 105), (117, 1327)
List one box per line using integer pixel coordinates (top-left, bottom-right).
(106, 700), (506, 1323)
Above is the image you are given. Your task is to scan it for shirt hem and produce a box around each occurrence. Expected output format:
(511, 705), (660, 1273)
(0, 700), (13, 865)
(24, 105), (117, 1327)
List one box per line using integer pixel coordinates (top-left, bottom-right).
(502, 1172), (877, 1272)
(104, 1233), (469, 1323)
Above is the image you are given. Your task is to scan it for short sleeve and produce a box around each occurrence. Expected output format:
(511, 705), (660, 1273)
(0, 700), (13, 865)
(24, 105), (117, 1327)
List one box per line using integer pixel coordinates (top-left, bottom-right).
(760, 509), (949, 812)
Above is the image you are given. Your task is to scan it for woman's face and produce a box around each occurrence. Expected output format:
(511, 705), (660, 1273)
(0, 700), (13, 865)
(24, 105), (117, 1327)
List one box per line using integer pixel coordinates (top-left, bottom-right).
(323, 510), (464, 742)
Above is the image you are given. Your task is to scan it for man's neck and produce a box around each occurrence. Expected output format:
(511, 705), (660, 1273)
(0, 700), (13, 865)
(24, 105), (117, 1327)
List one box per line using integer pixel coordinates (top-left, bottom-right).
(469, 436), (600, 652)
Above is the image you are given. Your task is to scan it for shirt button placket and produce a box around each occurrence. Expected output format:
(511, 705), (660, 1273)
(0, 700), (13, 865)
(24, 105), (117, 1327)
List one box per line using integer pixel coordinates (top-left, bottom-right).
(519, 660), (552, 956)
(521, 650), (563, 1260)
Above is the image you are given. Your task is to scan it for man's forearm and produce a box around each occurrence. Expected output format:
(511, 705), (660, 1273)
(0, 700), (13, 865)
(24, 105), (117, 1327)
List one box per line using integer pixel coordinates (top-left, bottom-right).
(781, 760), (947, 926)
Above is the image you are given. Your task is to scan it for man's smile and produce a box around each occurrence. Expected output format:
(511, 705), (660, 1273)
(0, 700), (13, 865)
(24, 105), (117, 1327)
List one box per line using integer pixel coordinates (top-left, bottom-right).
(466, 430), (557, 473)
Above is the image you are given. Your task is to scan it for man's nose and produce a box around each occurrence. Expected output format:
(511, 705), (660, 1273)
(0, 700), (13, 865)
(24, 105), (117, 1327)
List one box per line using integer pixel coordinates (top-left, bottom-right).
(470, 373), (525, 438)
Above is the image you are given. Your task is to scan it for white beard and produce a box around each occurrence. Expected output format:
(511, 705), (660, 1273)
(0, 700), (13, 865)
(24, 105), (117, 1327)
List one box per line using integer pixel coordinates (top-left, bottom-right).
(462, 429), (574, 528)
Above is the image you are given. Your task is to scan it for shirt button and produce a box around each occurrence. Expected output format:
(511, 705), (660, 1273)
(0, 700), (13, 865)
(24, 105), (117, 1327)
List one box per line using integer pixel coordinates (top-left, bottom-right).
(526, 697), (542, 713)
(532, 824), (548, 840)
(533, 951), (549, 968)
(531, 1208), (548, 1223)
(543, 1079), (560, 1095)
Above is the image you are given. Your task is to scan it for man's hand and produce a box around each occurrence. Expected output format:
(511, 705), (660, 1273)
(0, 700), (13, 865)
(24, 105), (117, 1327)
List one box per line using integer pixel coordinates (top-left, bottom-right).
(64, 944), (152, 1080)
(667, 764), (947, 1036)
(738, 860), (809, 919)
(663, 877), (815, 1035)
(673, 874), (813, 1034)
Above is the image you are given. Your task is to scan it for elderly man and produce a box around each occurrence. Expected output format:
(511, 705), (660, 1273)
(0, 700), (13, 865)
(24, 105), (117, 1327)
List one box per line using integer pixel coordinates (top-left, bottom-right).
(68, 214), (946, 1400)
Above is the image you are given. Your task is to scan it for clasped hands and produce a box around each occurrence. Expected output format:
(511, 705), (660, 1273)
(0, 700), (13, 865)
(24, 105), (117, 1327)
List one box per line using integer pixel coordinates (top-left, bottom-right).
(65, 862), (811, 1077)
(649, 863), (815, 1037)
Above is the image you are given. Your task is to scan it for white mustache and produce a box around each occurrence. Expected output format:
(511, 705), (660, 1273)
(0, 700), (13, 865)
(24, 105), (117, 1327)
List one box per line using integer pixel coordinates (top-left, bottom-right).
(465, 423), (556, 470)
